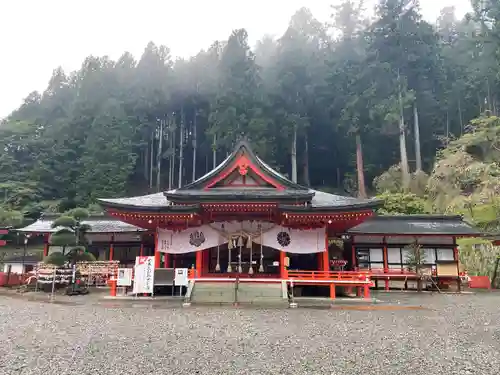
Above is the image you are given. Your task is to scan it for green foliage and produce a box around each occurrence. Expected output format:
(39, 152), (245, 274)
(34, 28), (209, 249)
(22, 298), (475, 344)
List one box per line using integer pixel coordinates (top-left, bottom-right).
(427, 116), (500, 214)
(52, 216), (77, 229)
(0, 1), (499, 212)
(49, 208), (91, 258)
(374, 165), (429, 196)
(403, 242), (425, 272)
(457, 238), (500, 277)
(0, 208), (24, 227)
(44, 252), (67, 266)
(376, 191), (427, 215)
(44, 250), (96, 267)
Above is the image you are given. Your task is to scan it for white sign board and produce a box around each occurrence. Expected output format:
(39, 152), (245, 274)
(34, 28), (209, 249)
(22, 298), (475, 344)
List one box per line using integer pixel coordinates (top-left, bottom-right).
(117, 268), (133, 286)
(174, 268), (188, 286)
(132, 256), (155, 294)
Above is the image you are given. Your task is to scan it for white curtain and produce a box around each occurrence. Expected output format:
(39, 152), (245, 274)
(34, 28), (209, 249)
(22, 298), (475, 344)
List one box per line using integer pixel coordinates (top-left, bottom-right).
(262, 226), (325, 254)
(158, 225), (225, 254)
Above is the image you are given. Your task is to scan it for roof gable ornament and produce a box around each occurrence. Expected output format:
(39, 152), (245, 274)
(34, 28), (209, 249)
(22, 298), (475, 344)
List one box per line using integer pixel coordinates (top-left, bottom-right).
(237, 156), (249, 176)
(202, 140), (286, 190)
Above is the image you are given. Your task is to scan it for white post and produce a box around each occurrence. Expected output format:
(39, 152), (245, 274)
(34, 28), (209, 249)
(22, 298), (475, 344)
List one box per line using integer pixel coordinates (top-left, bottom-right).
(51, 267), (56, 300)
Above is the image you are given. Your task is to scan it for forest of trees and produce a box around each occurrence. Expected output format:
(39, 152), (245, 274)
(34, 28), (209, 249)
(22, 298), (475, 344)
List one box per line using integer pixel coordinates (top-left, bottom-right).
(1, 0), (500, 222)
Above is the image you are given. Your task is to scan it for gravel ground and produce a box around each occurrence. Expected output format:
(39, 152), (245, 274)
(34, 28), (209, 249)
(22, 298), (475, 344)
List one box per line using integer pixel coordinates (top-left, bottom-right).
(1, 292), (499, 375)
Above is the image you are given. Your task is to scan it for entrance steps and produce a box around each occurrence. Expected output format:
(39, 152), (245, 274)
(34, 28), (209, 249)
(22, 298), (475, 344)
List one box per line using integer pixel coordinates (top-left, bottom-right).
(237, 283), (286, 306)
(191, 282), (235, 304)
(190, 282), (286, 305)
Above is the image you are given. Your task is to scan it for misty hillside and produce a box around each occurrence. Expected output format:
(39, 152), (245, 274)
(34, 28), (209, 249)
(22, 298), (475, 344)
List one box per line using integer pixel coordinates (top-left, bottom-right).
(1, 1), (499, 219)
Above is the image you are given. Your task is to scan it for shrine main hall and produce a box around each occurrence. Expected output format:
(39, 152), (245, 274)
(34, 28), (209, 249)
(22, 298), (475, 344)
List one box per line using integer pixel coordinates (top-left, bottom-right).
(19, 140), (480, 297)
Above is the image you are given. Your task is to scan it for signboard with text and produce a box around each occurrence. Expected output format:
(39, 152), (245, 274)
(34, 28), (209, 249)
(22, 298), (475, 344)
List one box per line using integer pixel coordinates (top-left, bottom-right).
(117, 268), (133, 286)
(132, 256), (155, 294)
(174, 268), (188, 286)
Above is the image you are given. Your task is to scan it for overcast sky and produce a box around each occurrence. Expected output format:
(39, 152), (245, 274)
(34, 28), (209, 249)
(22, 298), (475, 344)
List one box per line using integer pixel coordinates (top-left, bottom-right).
(0, 0), (471, 119)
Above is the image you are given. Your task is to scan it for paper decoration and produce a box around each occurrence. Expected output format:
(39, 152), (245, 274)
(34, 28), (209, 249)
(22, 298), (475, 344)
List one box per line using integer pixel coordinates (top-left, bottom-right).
(158, 225), (224, 254)
(262, 226), (324, 254)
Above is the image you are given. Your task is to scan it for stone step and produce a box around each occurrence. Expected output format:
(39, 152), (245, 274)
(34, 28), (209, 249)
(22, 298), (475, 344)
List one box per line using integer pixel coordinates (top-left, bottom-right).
(191, 282), (286, 305)
(191, 282), (236, 304)
(238, 284), (282, 298)
(236, 283), (284, 304)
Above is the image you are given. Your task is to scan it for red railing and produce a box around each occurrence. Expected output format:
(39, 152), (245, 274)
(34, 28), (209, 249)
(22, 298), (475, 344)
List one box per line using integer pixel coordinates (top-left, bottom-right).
(287, 270), (370, 282)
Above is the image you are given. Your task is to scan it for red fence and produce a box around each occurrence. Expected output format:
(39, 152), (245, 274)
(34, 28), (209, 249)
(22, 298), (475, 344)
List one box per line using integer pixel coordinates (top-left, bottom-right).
(468, 276), (491, 289)
(0, 272), (26, 287)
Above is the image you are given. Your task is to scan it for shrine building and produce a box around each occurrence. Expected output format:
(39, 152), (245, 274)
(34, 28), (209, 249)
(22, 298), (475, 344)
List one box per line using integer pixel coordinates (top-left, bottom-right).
(16, 140), (481, 298)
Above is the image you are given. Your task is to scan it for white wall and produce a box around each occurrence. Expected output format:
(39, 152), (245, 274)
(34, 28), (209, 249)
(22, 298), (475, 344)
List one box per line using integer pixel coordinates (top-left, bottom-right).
(2, 262), (31, 274)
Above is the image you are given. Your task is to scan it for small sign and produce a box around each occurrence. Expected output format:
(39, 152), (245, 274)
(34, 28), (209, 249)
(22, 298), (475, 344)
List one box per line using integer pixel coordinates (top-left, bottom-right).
(174, 268), (188, 286)
(272, 261), (279, 266)
(133, 256), (155, 294)
(117, 268), (133, 286)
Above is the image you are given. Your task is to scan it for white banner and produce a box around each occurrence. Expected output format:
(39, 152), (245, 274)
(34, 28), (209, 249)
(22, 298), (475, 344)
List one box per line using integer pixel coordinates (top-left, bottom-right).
(158, 225), (222, 254)
(132, 256), (155, 294)
(262, 226), (325, 254)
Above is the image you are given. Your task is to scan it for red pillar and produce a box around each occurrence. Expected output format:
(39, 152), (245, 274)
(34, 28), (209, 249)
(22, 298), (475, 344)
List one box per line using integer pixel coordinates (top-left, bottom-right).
(383, 237), (389, 291)
(139, 243), (144, 257)
(324, 227), (335, 299)
(280, 251), (287, 279)
(164, 253), (170, 268)
(154, 231), (160, 268)
(363, 284), (371, 299)
(43, 233), (49, 257)
(202, 249), (209, 275)
(196, 250), (203, 278)
(351, 244), (356, 270)
(454, 239), (461, 292)
(109, 237), (114, 261)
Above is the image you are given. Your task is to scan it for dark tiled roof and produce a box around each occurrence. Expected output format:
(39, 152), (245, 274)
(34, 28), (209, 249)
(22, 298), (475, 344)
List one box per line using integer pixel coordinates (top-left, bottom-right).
(348, 215), (482, 236)
(307, 190), (381, 210)
(3, 254), (43, 263)
(166, 188), (313, 200)
(99, 192), (170, 207)
(16, 214), (143, 233)
(98, 192), (200, 212)
(98, 189), (380, 211)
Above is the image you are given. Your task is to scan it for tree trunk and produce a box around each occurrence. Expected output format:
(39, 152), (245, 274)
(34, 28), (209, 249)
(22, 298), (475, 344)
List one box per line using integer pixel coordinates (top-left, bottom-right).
(414, 103), (422, 172)
(291, 126), (297, 183)
(487, 78), (492, 113)
(192, 110), (197, 182)
(171, 119), (176, 189)
(303, 132), (310, 187)
(156, 119), (163, 193)
(416, 245), (422, 292)
(149, 132), (154, 189)
(458, 97), (463, 136)
(168, 121), (173, 190)
(355, 133), (367, 199)
(446, 111), (450, 146)
(178, 109), (184, 188)
(398, 86), (410, 191)
(143, 144), (149, 183)
(212, 133), (217, 169)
